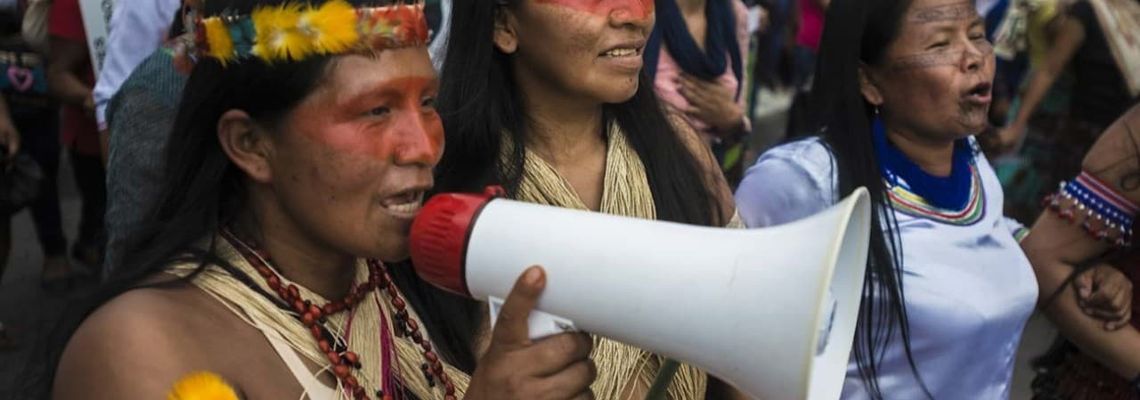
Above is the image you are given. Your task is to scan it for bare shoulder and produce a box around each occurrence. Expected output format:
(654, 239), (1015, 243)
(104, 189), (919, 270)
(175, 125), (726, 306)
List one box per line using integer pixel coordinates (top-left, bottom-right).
(53, 285), (226, 399)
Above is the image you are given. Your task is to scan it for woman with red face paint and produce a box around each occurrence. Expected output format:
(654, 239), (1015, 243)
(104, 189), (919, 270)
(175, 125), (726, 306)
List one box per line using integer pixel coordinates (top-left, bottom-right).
(434, 0), (745, 399)
(643, 0), (751, 183)
(47, 1), (596, 399)
(735, 0), (1134, 398)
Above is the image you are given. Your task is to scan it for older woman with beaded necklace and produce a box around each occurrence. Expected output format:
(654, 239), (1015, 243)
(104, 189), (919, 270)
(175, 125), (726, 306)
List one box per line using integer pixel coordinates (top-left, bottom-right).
(50, 1), (595, 399)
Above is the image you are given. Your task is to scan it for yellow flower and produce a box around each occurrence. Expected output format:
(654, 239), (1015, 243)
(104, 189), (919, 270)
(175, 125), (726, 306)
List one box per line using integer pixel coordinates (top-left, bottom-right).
(167, 372), (240, 400)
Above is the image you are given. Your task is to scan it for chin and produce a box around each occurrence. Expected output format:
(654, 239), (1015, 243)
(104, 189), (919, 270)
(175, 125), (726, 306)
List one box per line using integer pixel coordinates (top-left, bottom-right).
(590, 78), (640, 104)
(372, 236), (411, 263)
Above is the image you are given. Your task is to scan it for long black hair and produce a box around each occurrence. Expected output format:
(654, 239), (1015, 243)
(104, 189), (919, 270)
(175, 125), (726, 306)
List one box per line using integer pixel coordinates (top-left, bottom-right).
(434, 0), (723, 226)
(420, 0), (727, 365)
(41, 0), (481, 391)
(801, 0), (930, 397)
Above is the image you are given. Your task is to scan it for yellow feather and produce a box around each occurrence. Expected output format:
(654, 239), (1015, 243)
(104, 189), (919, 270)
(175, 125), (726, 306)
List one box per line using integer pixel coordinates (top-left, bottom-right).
(304, 0), (360, 55)
(203, 18), (235, 63)
(252, 3), (312, 62)
(167, 372), (239, 400)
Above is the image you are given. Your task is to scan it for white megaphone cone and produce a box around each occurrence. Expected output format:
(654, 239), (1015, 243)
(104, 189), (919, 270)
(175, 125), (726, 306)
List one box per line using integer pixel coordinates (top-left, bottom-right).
(410, 186), (872, 400)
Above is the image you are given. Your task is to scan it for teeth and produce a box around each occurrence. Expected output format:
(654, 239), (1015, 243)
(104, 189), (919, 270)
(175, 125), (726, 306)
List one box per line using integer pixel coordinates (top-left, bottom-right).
(384, 192), (424, 215)
(386, 202), (421, 214)
(603, 48), (638, 57)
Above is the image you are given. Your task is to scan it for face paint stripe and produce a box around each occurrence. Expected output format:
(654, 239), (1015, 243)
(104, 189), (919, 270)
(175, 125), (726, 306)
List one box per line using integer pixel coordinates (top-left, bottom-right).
(535, 0), (654, 20)
(890, 42), (994, 70)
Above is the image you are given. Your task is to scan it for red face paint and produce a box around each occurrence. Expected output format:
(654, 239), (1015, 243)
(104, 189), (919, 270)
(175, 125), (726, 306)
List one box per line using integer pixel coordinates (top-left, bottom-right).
(300, 76), (443, 164)
(536, 0), (655, 20)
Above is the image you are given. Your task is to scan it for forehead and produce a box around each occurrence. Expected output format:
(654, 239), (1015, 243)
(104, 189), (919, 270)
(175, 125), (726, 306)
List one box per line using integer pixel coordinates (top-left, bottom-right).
(893, 0), (982, 42)
(320, 48), (436, 94)
(534, 0), (653, 14)
(905, 0), (978, 24)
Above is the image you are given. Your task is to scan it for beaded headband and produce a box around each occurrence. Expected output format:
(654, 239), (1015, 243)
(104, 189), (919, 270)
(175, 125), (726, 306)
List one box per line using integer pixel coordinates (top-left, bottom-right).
(193, 0), (428, 65)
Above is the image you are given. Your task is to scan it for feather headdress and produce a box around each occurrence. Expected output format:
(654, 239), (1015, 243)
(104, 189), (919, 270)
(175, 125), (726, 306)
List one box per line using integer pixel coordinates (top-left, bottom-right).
(191, 0), (427, 66)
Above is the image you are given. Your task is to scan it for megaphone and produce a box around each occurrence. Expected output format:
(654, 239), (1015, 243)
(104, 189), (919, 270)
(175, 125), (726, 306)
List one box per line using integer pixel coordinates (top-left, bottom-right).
(410, 187), (871, 400)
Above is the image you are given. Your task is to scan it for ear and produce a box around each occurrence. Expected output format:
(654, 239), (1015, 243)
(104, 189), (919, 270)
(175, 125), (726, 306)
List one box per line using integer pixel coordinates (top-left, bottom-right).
(217, 110), (274, 184)
(493, 7), (519, 54)
(858, 63), (885, 107)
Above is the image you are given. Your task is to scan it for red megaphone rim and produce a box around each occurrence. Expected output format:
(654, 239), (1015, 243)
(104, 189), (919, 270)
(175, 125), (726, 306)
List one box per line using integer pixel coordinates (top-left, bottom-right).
(409, 186), (505, 297)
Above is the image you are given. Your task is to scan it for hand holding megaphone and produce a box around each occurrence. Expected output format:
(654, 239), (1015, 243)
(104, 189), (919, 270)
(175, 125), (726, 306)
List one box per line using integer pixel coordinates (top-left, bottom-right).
(413, 186), (873, 400)
(466, 266), (597, 400)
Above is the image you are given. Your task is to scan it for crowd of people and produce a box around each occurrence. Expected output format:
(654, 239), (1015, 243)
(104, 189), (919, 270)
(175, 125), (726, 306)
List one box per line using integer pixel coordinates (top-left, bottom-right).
(0, 0), (1137, 398)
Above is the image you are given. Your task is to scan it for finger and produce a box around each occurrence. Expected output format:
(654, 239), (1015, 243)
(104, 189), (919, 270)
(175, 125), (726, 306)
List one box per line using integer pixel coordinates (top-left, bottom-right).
(1083, 285), (1115, 310)
(677, 80), (699, 98)
(1085, 304), (1128, 322)
(1088, 308), (1126, 322)
(531, 332), (593, 376)
(1112, 287), (1131, 318)
(1075, 271), (1094, 300)
(1081, 288), (1125, 318)
(491, 266), (546, 348)
(1111, 310), (1131, 331)
(537, 359), (596, 400)
(683, 105), (705, 118)
(1113, 310), (1133, 331)
(678, 78), (709, 98)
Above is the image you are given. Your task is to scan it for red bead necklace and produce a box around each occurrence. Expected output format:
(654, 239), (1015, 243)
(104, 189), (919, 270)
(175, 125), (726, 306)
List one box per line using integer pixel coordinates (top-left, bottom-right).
(221, 229), (455, 400)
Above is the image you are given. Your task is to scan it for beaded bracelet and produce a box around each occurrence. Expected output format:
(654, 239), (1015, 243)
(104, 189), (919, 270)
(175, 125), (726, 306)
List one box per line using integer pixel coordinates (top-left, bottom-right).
(1044, 171), (1138, 247)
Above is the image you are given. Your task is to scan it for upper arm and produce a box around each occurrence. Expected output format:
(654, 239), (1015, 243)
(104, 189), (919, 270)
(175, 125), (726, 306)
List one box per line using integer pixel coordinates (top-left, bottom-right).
(1021, 106), (1140, 297)
(46, 0), (89, 73)
(1041, 10), (1086, 76)
(735, 150), (830, 228)
(53, 292), (199, 400)
(47, 38), (88, 73)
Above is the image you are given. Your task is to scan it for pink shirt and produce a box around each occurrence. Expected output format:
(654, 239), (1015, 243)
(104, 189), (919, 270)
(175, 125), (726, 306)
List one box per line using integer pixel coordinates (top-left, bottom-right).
(653, 0), (751, 141)
(796, 0), (825, 50)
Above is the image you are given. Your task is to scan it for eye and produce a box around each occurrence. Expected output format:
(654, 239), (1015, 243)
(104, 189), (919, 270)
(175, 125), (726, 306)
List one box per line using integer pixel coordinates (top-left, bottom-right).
(421, 96), (436, 110)
(368, 106), (391, 117)
(927, 41), (950, 50)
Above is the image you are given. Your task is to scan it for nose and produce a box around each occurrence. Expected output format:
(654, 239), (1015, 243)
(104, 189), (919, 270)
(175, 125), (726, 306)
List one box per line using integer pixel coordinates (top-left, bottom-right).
(609, 0), (654, 29)
(960, 40), (990, 73)
(392, 111), (444, 167)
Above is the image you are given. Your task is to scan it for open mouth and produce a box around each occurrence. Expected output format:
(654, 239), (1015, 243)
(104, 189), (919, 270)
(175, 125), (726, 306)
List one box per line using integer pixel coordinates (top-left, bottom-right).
(600, 46), (643, 58)
(964, 82), (992, 103)
(381, 190), (425, 216)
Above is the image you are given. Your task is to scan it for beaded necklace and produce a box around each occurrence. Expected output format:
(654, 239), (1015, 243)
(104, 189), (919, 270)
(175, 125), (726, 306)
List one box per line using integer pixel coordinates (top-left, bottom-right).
(220, 229), (456, 400)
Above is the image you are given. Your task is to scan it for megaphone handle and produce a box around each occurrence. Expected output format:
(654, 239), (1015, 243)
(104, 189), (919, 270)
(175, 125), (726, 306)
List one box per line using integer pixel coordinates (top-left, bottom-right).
(487, 296), (579, 340)
(645, 359), (681, 400)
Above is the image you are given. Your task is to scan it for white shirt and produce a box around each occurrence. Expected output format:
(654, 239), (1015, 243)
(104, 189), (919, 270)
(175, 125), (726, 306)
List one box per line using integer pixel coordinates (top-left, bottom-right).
(92, 0), (180, 130)
(735, 137), (1038, 399)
